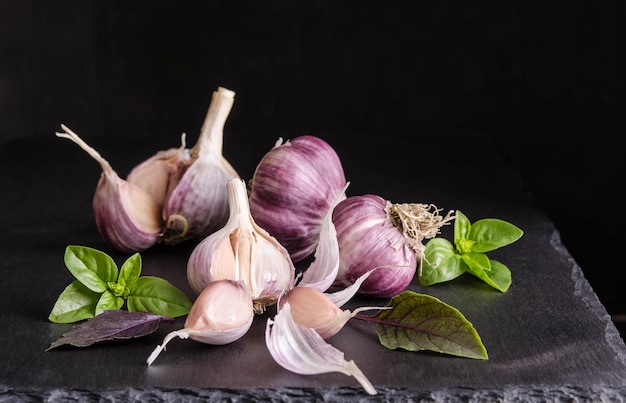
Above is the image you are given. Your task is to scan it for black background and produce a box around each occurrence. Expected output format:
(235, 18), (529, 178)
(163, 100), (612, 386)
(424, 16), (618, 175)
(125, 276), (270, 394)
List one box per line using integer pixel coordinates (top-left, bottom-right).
(2, 1), (624, 327)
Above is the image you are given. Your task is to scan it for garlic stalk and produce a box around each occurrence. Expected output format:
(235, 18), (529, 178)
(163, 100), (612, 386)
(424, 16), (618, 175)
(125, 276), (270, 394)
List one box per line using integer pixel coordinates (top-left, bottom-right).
(128, 87), (240, 245)
(56, 124), (162, 253)
(265, 302), (377, 396)
(163, 87), (240, 244)
(187, 178), (296, 314)
(147, 279), (254, 365)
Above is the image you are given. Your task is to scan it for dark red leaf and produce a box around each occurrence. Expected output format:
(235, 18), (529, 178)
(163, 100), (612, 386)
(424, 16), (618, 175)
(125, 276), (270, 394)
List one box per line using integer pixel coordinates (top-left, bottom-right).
(46, 310), (174, 351)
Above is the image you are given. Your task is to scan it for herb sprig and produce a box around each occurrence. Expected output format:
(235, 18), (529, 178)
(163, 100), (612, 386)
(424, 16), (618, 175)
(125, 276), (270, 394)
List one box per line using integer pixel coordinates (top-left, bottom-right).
(49, 245), (192, 323)
(419, 210), (523, 292)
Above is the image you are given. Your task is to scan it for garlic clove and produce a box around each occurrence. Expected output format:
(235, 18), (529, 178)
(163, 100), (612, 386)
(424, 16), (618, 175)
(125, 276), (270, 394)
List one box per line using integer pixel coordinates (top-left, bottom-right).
(56, 124), (161, 253)
(279, 276), (383, 339)
(187, 178), (296, 313)
(162, 87), (240, 244)
(126, 133), (190, 210)
(147, 279), (254, 366)
(265, 302), (377, 395)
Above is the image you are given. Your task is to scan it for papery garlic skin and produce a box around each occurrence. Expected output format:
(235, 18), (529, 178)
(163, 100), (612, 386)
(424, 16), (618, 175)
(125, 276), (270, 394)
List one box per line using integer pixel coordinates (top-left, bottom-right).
(161, 87), (240, 244)
(56, 125), (162, 253)
(147, 279), (254, 366)
(187, 178), (296, 313)
(249, 135), (347, 263)
(265, 303), (377, 395)
(332, 194), (417, 298)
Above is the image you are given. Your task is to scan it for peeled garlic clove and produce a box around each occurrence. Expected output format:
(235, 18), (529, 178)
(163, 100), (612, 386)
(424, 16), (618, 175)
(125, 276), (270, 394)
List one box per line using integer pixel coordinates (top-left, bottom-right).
(147, 279), (254, 365)
(187, 178), (296, 313)
(127, 133), (190, 210)
(332, 195), (453, 297)
(265, 302), (377, 395)
(162, 87), (240, 244)
(56, 125), (161, 253)
(249, 135), (347, 263)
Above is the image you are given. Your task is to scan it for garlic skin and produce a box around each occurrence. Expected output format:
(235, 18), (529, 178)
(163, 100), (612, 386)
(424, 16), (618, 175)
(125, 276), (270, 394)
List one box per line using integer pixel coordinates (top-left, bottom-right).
(332, 195), (452, 298)
(147, 279), (254, 365)
(162, 87), (240, 244)
(56, 125), (162, 253)
(187, 178), (296, 313)
(265, 302), (377, 395)
(249, 135), (347, 263)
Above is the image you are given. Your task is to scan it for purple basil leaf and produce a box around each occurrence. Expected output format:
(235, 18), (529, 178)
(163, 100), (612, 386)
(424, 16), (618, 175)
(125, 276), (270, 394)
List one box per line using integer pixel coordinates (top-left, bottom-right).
(46, 310), (174, 351)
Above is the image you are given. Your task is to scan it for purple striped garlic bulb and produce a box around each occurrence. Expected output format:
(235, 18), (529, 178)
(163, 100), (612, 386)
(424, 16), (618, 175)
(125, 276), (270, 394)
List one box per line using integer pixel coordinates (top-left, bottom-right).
(249, 135), (347, 263)
(332, 194), (453, 298)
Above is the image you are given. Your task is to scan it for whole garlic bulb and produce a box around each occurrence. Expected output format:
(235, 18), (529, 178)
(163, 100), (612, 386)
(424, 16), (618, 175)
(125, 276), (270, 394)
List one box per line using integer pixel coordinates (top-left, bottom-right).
(147, 279), (254, 365)
(187, 178), (296, 313)
(332, 194), (453, 298)
(56, 125), (162, 253)
(249, 135), (347, 263)
(127, 86), (240, 245)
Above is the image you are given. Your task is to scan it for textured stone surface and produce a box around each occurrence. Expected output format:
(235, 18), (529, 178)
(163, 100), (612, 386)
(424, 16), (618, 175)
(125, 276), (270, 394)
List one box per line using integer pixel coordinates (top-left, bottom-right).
(1, 135), (625, 401)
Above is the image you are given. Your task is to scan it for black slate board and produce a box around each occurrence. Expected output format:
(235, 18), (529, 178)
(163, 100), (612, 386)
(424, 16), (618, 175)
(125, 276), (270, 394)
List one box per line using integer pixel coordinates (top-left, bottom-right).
(1, 134), (625, 402)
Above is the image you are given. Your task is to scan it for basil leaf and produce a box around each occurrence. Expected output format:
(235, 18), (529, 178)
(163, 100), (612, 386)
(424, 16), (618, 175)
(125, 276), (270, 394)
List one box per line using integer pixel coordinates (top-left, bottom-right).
(369, 290), (488, 360)
(48, 280), (100, 323)
(467, 259), (512, 292)
(118, 252), (141, 289)
(64, 245), (118, 293)
(468, 219), (524, 253)
(420, 238), (465, 286)
(95, 290), (124, 316)
(127, 276), (192, 318)
(453, 210), (471, 247)
(462, 251), (491, 272)
(46, 310), (174, 351)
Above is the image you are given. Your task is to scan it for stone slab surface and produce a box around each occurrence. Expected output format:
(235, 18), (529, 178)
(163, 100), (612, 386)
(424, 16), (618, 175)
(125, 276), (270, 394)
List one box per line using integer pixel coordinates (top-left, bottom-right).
(1, 134), (625, 402)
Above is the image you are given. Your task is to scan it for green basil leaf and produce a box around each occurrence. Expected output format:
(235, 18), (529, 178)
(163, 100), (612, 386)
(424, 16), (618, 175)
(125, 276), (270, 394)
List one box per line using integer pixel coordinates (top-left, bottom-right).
(64, 245), (118, 293)
(95, 290), (124, 316)
(453, 210), (471, 247)
(419, 238), (465, 286)
(118, 252), (141, 289)
(127, 276), (192, 318)
(466, 259), (512, 292)
(461, 252), (492, 274)
(48, 280), (100, 323)
(369, 290), (488, 359)
(467, 219), (523, 253)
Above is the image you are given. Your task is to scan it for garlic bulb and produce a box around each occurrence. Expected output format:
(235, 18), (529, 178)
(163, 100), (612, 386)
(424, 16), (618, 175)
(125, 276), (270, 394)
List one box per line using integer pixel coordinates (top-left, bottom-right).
(147, 279), (254, 365)
(249, 135), (347, 263)
(56, 125), (161, 253)
(128, 86), (240, 245)
(187, 178), (296, 313)
(332, 195), (453, 298)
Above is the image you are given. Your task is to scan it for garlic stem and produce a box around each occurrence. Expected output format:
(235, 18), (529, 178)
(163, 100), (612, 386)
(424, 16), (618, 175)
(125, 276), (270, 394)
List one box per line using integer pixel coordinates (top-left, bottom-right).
(56, 124), (113, 174)
(192, 87), (235, 159)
